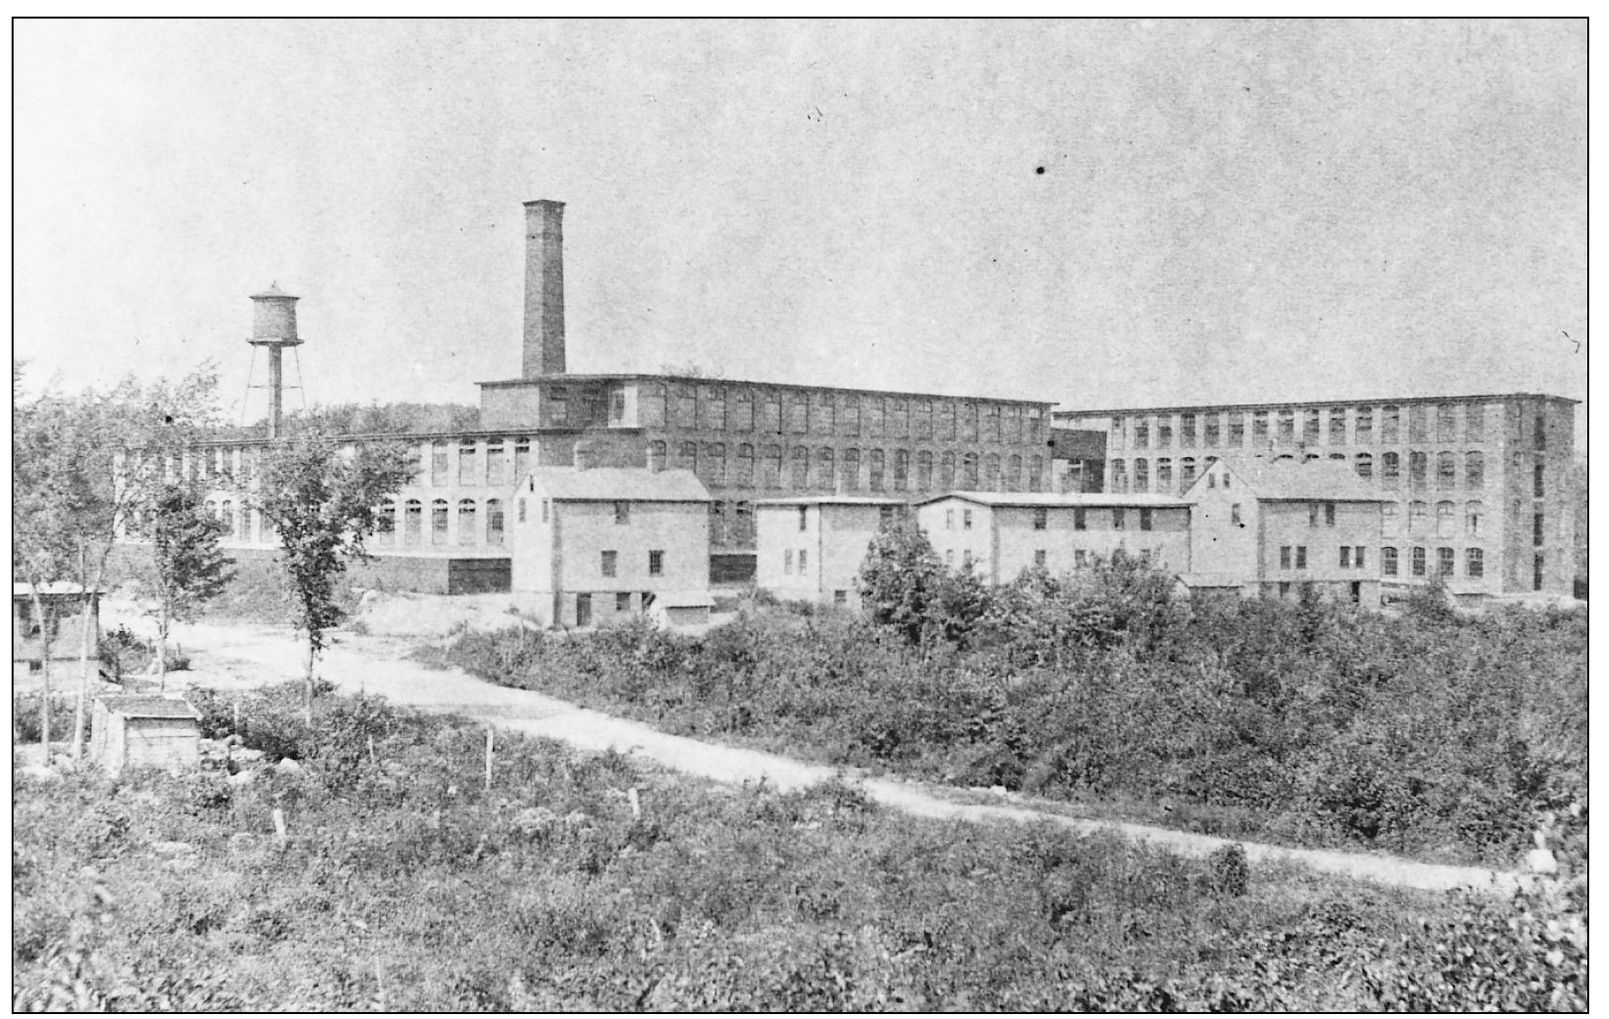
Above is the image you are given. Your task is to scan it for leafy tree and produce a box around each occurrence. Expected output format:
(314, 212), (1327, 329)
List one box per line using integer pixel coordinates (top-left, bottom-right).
(857, 523), (989, 648)
(255, 432), (414, 719)
(135, 482), (235, 691)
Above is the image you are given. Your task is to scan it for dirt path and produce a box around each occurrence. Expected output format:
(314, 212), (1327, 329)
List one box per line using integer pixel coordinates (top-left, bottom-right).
(162, 616), (1520, 896)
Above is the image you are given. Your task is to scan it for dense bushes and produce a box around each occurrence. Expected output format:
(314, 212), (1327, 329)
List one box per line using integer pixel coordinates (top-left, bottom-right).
(431, 569), (1586, 866)
(14, 687), (1582, 1011)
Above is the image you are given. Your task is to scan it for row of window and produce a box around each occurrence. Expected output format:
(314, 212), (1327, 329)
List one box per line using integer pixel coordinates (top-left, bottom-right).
(625, 383), (1047, 442)
(599, 550), (665, 578)
(651, 442), (1045, 493)
(371, 498), (507, 547)
(1382, 546), (1485, 579)
(1278, 545), (1369, 569)
(424, 438), (533, 488)
(1110, 450), (1494, 494)
(1109, 403), (1504, 449)
(940, 506), (1159, 532)
(781, 548), (809, 575)
(1383, 501), (1487, 539)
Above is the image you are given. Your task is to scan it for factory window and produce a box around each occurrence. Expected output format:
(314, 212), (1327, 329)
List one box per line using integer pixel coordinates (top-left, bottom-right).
(1533, 511), (1545, 547)
(457, 499), (477, 545)
(609, 390), (626, 424)
(1295, 546), (1308, 569)
(1277, 409), (1295, 443)
(706, 443), (727, 486)
(457, 440), (478, 486)
(981, 452), (1000, 490)
(1466, 548), (1484, 578)
(1229, 412), (1247, 447)
(645, 439), (667, 472)
(891, 399), (910, 438)
(1110, 415), (1124, 442)
(736, 444), (755, 486)
(791, 445), (810, 488)
(1330, 451), (1347, 462)
(1355, 406), (1374, 443)
(1355, 452), (1373, 480)
(734, 500), (753, 544)
(1203, 413), (1220, 447)
(1437, 546), (1455, 577)
(840, 395), (861, 437)
(1252, 410), (1269, 445)
(1381, 503), (1398, 537)
(1466, 451), (1484, 490)
(961, 451), (979, 489)
(814, 393), (835, 436)
(1465, 501), (1483, 538)
(601, 550), (618, 578)
(702, 386), (726, 430)
(963, 509), (973, 530)
(549, 387), (569, 426)
(404, 500), (422, 544)
(1180, 457), (1196, 491)
(1028, 455), (1044, 493)
(894, 449), (910, 491)
(648, 550), (664, 577)
(1437, 403), (1458, 443)
(431, 441), (449, 486)
(1408, 451), (1428, 491)
(1534, 553), (1545, 591)
(1134, 418), (1150, 448)
(1435, 501), (1455, 538)
(485, 438), (507, 486)
(816, 447), (836, 488)
(1113, 507), (1126, 530)
(674, 385), (698, 428)
(1133, 458), (1149, 493)
(1074, 507), (1087, 530)
(1465, 404), (1484, 443)
(486, 499), (504, 546)
(981, 404), (999, 442)
(865, 398), (885, 438)
(1280, 545), (1292, 570)
(1411, 546), (1427, 578)
(1304, 408), (1321, 443)
(789, 393), (810, 434)
(1208, 475), (1216, 489)
(1383, 546), (1398, 576)
(960, 403), (978, 442)
(798, 505), (808, 532)
(1382, 452), (1400, 489)
(945, 509), (954, 530)
(1409, 405), (1429, 443)
(1355, 547), (1366, 569)
(917, 450), (934, 490)
(1339, 546), (1351, 568)
(1180, 413), (1197, 447)
(613, 501), (630, 526)
(1075, 549), (1089, 569)
(516, 498), (526, 524)
(914, 400), (933, 440)
(1110, 459), (1127, 493)
(1004, 406), (1021, 442)
(1381, 405), (1400, 444)
(1033, 507), (1047, 530)
(1140, 507), (1154, 531)
(1005, 454), (1022, 490)
(1154, 458), (1170, 493)
(1328, 408), (1346, 444)
(431, 499), (449, 545)
(617, 592), (632, 612)
(1034, 549), (1047, 568)
(1408, 501), (1428, 535)
(868, 449), (886, 491)
(759, 392), (782, 433)
(1533, 463), (1545, 498)
(798, 548), (807, 573)
(376, 501), (395, 546)
(710, 502), (727, 545)
(678, 441), (698, 475)
(731, 390), (754, 430)
(514, 437), (532, 480)
(640, 382), (666, 427)
(842, 448), (861, 491)
(1437, 451), (1456, 491)
(762, 444), (783, 489)
(937, 402), (956, 441)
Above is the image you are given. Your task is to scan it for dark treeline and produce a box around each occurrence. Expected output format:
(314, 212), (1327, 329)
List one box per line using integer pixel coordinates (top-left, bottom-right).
(210, 402), (480, 440)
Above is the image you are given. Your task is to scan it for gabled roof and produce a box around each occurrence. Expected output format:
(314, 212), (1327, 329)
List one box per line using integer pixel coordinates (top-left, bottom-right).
(918, 491), (1190, 509)
(520, 467), (711, 503)
(1189, 454), (1386, 502)
(752, 495), (906, 507)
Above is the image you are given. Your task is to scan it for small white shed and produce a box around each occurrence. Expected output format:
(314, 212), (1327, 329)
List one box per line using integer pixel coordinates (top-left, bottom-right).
(91, 696), (203, 775)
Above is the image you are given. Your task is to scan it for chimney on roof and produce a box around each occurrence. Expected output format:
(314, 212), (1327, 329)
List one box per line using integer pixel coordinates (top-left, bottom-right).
(522, 199), (566, 378)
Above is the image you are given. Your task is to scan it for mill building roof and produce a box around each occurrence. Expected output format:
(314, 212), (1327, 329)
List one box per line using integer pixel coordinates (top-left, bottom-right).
(918, 491), (1191, 509)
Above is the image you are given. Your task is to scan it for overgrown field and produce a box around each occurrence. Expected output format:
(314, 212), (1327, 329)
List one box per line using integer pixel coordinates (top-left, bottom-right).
(12, 685), (1586, 1011)
(427, 575), (1587, 867)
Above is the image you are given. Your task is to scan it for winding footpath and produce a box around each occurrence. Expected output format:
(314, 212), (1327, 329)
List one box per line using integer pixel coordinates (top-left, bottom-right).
(166, 617), (1520, 897)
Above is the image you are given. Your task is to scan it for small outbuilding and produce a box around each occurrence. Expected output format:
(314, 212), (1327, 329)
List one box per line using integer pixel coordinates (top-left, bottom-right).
(13, 583), (102, 682)
(90, 696), (203, 775)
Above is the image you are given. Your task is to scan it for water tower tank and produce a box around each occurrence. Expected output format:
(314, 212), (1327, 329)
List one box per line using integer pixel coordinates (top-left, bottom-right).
(249, 283), (302, 347)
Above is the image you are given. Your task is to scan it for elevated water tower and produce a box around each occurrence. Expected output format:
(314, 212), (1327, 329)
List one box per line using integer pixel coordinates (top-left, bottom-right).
(247, 283), (303, 439)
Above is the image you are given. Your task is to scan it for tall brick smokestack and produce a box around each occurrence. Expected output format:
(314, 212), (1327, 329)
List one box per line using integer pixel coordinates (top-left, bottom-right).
(523, 199), (566, 377)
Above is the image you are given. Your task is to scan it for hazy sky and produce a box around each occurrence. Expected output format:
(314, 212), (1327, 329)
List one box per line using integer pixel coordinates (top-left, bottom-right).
(14, 19), (1586, 430)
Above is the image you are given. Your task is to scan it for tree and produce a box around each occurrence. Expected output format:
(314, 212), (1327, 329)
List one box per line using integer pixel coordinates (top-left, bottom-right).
(856, 522), (989, 648)
(136, 482), (234, 691)
(255, 432), (413, 719)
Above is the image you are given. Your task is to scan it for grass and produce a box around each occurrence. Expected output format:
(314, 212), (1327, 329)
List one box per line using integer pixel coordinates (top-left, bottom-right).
(17, 682), (1582, 1012)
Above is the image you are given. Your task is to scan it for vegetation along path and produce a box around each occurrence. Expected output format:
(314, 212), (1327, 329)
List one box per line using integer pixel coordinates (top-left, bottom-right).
(167, 616), (1519, 897)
